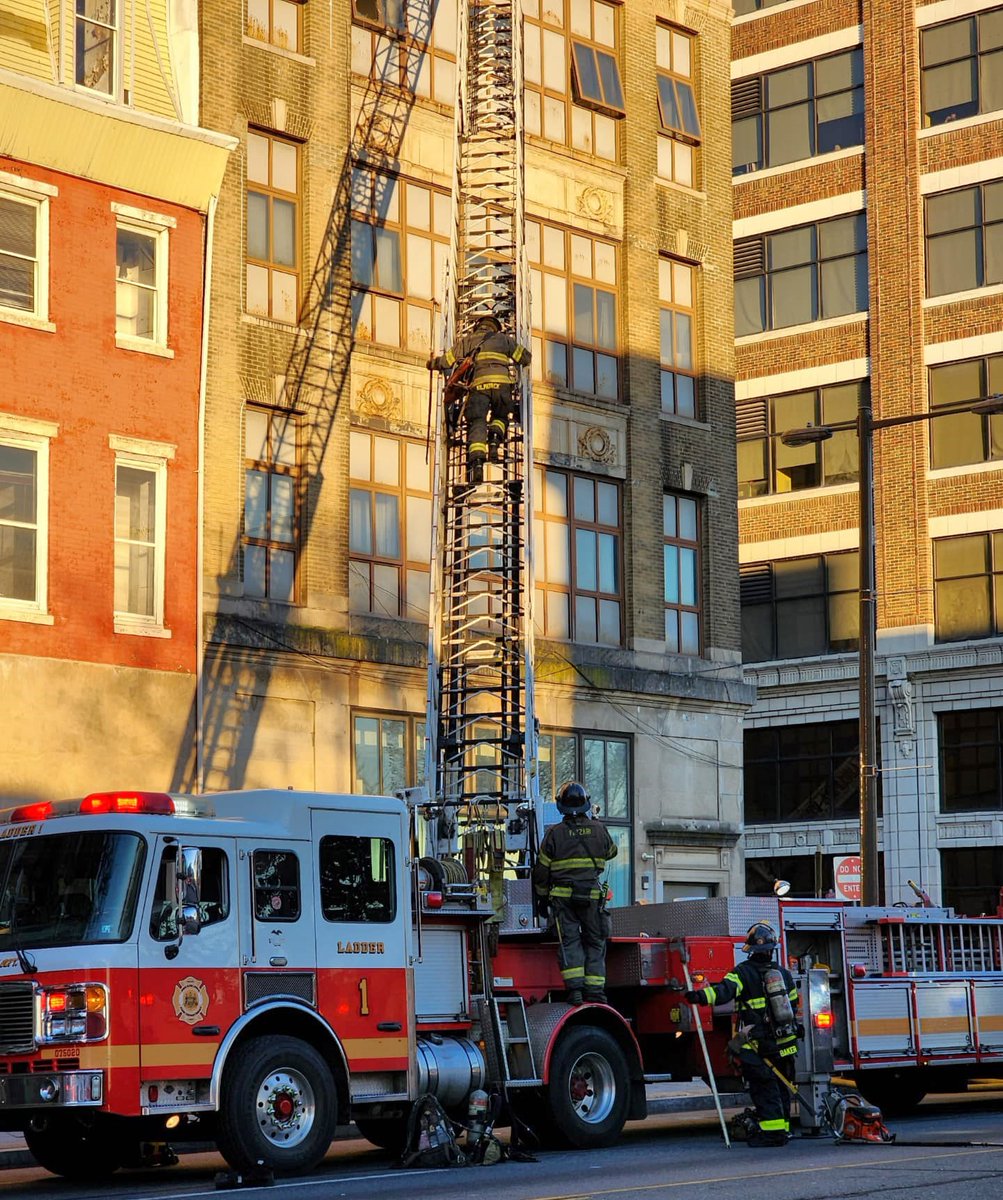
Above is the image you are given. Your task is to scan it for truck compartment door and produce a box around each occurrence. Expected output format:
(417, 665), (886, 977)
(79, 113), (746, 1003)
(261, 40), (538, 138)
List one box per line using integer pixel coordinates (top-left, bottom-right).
(310, 808), (411, 1077)
(852, 982), (913, 1058)
(915, 981), (973, 1056)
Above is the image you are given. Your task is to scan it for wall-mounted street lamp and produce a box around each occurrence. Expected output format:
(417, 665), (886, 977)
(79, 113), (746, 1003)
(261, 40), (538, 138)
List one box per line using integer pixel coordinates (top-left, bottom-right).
(781, 392), (1003, 907)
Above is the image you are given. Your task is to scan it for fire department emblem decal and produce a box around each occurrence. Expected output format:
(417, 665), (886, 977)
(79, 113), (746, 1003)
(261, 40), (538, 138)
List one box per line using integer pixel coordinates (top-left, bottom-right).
(172, 976), (210, 1026)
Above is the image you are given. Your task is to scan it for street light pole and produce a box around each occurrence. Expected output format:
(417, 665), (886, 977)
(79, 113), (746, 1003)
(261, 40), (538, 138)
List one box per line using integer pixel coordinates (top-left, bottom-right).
(857, 398), (879, 907)
(780, 392), (1003, 907)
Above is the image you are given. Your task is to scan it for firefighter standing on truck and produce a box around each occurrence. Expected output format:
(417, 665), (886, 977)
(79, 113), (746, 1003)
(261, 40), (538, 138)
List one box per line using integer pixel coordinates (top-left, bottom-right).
(684, 922), (801, 1147)
(532, 781), (617, 1006)
(428, 314), (530, 484)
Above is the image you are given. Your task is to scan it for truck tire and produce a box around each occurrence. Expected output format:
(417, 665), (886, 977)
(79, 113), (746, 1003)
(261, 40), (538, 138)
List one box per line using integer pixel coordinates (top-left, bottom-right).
(216, 1035), (338, 1174)
(855, 1070), (926, 1115)
(354, 1110), (412, 1155)
(545, 1026), (629, 1148)
(24, 1115), (123, 1181)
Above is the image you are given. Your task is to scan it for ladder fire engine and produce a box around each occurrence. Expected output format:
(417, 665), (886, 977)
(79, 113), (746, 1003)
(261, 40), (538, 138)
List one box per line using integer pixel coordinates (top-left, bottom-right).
(3, 0), (1003, 1184)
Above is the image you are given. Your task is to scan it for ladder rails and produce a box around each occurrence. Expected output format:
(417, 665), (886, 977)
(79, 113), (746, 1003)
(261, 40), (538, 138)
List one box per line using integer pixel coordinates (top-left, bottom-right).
(424, 0), (539, 886)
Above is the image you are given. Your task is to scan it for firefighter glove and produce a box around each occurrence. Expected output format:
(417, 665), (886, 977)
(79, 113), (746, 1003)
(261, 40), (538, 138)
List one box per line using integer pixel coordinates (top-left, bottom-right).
(684, 989), (704, 1005)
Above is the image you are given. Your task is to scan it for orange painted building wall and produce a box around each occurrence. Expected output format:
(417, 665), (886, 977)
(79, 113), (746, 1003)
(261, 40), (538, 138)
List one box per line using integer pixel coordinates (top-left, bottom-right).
(0, 156), (204, 674)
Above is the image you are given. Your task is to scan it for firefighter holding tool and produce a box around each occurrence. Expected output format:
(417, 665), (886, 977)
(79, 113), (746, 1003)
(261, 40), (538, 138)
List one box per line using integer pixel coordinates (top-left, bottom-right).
(684, 921), (801, 1147)
(428, 315), (530, 484)
(532, 781), (617, 1006)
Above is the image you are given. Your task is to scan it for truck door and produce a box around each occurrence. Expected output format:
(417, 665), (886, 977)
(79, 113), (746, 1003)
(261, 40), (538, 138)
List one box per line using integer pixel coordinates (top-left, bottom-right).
(237, 840), (316, 1004)
(137, 835), (241, 1094)
(310, 807), (411, 1079)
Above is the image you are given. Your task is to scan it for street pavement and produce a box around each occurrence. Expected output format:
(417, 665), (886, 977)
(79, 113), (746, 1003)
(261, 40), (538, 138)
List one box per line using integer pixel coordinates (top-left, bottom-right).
(0, 1081), (731, 1170)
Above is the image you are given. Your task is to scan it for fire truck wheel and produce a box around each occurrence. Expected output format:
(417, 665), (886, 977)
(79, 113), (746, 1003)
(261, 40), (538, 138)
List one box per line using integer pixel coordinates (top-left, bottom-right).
(24, 1116), (123, 1180)
(855, 1071), (926, 1115)
(546, 1026), (629, 1148)
(353, 1111), (412, 1154)
(216, 1035), (338, 1174)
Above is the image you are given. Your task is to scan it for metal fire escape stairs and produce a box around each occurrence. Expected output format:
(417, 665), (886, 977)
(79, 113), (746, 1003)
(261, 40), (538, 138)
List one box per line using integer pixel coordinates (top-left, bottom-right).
(422, 0), (541, 922)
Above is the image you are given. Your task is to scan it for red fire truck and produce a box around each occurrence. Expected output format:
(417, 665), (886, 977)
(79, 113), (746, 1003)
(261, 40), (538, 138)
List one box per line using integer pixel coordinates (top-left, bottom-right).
(2, 785), (1003, 1181)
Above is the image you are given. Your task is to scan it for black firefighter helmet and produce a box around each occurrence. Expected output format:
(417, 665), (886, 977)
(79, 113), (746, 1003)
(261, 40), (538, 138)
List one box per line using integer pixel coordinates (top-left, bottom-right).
(472, 314), (502, 334)
(556, 780), (591, 816)
(742, 921), (778, 955)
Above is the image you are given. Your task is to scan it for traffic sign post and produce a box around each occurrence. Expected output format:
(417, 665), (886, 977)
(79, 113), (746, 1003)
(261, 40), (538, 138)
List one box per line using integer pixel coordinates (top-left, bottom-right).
(834, 854), (861, 903)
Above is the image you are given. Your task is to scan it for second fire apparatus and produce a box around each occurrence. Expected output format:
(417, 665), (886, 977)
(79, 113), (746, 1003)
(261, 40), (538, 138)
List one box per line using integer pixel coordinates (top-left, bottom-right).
(1, 787), (1003, 1180)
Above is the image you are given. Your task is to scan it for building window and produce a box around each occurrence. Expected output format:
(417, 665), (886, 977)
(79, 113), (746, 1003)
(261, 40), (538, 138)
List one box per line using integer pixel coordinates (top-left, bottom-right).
(934, 532), (1003, 642)
(528, 219), (618, 399)
(246, 129), (300, 324)
(523, 0), (623, 161)
(112, 438), (172, 631)
(659, 257), (696, 417)
(243, 407), (299, 602)
(656, 24), (699, 186)
(925, 182), (1003, 298)
(941, 847), (1003, 917)
(351, 0), (456, 106)
(76, 0), (117, 95)
(929, 355), (1003, 469)
(745, 720), (863, 824)
(741, 551), (859, 662)
(746, 855), (834, 898)
(349, 430), (431, 621)
(736, 214), (868, 336)
(533, 467), (621, 646)
(0, 419), (53, 619)
(538, 728), (631, 904)
(351, 168), (449, 353)
(352, 0), (403, 25)
(732, 49), (863, 176)
(921, 9), (1003, 129)
(663, 493), (700, 654)
(246, 0), (303, 52)
(939, 709), (1003, 813)
(114, 212), (171, 348)
(352, 712), (426, 795)
(737, 382), (862, 498)
(732, 0), (783, 13)
(0, 184), (50, 322)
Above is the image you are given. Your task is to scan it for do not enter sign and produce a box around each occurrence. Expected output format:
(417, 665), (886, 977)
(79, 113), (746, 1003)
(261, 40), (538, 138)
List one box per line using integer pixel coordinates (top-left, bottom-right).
(834, 854), (861, 902)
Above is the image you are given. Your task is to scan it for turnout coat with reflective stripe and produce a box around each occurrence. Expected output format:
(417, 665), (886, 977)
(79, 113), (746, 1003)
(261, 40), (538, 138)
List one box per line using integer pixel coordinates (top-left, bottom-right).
(699, 958), (799, 1058)
(442, 329), (530, 389)
(532, 815), (617, 900)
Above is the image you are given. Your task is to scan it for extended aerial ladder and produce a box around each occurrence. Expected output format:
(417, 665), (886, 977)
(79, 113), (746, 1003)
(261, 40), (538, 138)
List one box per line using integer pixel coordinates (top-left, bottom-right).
(422, 0), (541, 906)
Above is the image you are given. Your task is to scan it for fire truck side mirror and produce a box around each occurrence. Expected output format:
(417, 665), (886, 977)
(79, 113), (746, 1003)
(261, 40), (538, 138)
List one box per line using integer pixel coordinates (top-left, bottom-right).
(175, 846), (203, 938)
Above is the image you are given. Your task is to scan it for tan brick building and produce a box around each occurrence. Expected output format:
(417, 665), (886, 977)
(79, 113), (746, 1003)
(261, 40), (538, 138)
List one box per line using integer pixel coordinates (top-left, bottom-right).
(734, 0), (1003, 912)
(193, 0), (751, 903)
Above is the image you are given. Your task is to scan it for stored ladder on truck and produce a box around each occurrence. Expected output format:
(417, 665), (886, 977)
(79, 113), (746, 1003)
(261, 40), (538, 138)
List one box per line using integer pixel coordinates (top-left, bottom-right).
(422, 0), (540, 908)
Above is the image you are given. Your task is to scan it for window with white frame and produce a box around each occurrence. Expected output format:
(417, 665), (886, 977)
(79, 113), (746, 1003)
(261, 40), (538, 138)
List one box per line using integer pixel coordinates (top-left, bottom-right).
(112, 439), (172, 630)
(0, 416), (56, 620)
(656, 24), (700, 187)
(114, 209), (171, 348)
(76, 0), (118, 95)
(0, 178), (52, 323)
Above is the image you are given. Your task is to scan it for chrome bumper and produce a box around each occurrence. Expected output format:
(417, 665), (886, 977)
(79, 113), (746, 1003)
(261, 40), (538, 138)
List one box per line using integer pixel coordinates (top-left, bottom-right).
(0, 1071), (103, 1108)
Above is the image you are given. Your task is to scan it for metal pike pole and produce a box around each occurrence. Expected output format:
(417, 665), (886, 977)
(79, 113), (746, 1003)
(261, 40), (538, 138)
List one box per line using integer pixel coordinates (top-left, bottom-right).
(679, 949), (731, 1148)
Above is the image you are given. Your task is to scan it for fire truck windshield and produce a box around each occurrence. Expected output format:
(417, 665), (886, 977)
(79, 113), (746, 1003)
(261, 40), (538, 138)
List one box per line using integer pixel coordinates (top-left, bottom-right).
(0, 832), (147, 949)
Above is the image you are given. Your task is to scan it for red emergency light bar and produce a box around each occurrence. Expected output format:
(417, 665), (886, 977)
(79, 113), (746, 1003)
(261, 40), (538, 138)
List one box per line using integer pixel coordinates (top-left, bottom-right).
(79, 792), (175, 816)
(814, 1010), (834, 1029)
(8, 792), (175, 822)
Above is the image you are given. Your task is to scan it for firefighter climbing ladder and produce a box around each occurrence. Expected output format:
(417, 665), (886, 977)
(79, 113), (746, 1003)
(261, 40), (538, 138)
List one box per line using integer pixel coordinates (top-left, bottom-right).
(424, 0), (540, 889)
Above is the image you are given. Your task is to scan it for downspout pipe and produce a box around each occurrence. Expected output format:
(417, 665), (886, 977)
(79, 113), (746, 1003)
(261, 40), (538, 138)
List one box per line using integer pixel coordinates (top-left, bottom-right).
(195, 192), (218, 794)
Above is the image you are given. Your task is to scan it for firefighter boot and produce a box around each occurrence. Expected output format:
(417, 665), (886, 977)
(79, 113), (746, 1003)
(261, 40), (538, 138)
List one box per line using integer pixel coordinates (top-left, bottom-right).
(746, 1130), (788, 1148)
(488, 435), (503, 463)
(469, 458), (484, 485)
(565, 990), (583, 1006)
